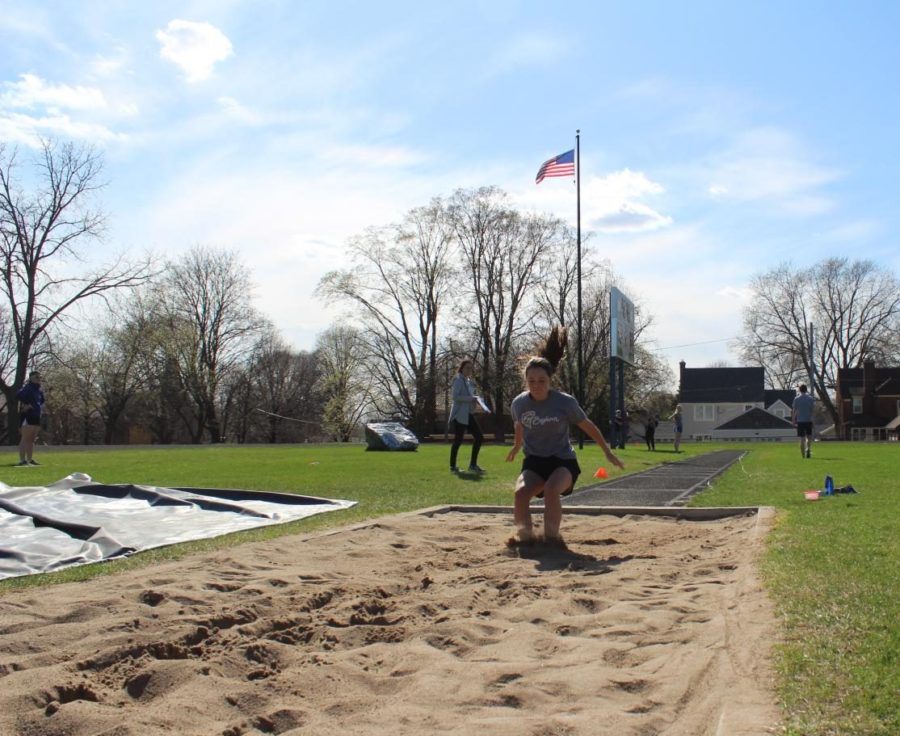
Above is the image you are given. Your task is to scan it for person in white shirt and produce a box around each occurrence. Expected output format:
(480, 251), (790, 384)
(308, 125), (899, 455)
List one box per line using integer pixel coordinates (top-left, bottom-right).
(791, 384), (816, 459)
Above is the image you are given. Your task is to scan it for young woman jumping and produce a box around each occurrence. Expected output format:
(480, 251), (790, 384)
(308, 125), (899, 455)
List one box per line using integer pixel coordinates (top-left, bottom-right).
(506, 327), (624, 545)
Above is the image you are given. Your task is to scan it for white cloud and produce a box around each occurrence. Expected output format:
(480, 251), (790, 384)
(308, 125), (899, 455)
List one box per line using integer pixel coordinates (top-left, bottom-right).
(91, 55), (124, 76)
(156, 19), (233, 83)
(90, 45), (132, 78)
(0, 111), (124, 147)
(780, 195), (834, 217)
(704, 127), (840, 213)
(516, 166), (673, 234)
(716, 284), (754, 303)
(1, 73), (108, 111)
(116, 154), (445, 340)
(0, 7), (69, 53)
(0, 73), (136, 145)
(608, 222), (716, 277)
(591, 201), (673, 233)
(636, 267), (749, 379)
(584, 169), (672, 233)
(820, 219), (880, 242)
(216, 96), (263, 125)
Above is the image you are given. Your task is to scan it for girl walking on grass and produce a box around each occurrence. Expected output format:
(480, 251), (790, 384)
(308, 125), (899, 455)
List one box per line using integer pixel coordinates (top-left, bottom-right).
(669, 404), (683, 452)
(448, 358), (485, 474)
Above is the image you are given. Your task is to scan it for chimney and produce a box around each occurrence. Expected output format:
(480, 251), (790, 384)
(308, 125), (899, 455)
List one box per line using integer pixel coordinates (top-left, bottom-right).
(863, 360), (876, 415)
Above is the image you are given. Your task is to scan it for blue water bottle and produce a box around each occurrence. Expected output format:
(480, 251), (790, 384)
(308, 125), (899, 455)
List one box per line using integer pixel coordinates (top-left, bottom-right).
(824, 475), (834, 496)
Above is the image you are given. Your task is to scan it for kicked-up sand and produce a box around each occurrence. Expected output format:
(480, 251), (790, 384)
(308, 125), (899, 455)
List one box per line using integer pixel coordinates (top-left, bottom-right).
(0, 508), (781, 735)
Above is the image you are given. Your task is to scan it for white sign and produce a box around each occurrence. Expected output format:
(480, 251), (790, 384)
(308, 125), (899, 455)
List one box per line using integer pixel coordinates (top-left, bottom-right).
(610, 287), (635, 365)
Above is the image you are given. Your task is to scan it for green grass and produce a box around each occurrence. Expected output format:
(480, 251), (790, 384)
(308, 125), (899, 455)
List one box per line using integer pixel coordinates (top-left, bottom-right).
(690, 442), (899, 736)
(1, 440), (897, 735)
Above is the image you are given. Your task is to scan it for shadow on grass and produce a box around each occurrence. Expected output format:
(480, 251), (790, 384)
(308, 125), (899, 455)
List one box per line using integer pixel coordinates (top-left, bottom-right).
(453, 470), (489, 482)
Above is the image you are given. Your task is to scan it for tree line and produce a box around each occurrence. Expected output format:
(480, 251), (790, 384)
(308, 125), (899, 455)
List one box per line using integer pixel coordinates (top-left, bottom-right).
(3, 140), (898, 445)
(737, 259), (900, 428)
(316, 186), (672, 441)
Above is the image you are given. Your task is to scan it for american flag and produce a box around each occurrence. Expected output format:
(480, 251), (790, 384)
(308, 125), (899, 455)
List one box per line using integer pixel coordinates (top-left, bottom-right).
(535, 149), (575, 184)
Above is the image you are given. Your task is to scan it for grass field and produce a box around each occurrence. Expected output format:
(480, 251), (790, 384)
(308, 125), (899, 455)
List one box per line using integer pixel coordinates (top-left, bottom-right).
(1, 440), (897, 735)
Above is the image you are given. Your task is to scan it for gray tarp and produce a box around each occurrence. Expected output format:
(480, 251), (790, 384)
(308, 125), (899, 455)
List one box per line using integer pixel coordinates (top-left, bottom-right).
(364, 422), (420, 451)
(0, 473), (355, 580)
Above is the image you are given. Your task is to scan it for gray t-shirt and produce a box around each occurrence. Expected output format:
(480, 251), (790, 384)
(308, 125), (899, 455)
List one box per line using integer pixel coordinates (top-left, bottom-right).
(792, 392), (815, 422)
(510, 390), (587, 459)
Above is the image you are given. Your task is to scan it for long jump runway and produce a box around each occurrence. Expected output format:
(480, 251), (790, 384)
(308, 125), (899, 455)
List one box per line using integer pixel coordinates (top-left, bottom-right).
(565, 449), (747, 507)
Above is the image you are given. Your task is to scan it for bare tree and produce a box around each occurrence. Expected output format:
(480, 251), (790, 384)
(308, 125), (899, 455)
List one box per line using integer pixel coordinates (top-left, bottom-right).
(738, 258), (900, 426)
(143, 349), (194, 444)
(43, 343), (103, 444)
(88, 291), (168, 444)
(448, 187), (560, 439)
(161, 246), (266, 442)
(316, 324), (371, 441)
(739, 343), (806, 390)
(317, 200), (454, 435)
(534, 237), (613, 413)
(235, 330), (321, 443)
(626, 346), (674, 409)
(0, 140), (152, 443)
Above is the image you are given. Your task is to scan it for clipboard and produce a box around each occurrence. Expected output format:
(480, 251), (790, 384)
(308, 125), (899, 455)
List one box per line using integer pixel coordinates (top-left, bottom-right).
(473, 396), (491, 414)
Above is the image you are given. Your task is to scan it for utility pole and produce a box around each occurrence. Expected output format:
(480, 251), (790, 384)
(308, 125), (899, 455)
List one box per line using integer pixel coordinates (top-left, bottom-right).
(808, 322), (815, 398)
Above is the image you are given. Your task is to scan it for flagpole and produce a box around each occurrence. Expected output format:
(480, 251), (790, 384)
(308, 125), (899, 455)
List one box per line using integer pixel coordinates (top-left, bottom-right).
(576, 129), (584, 449)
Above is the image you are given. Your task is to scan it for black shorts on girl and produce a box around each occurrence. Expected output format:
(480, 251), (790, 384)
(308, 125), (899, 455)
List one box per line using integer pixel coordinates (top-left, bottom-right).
(521, 454), (581, 497)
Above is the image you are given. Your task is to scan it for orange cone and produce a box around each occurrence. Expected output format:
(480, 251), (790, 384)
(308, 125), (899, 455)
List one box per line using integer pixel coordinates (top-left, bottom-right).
(594, 467), (608, 479)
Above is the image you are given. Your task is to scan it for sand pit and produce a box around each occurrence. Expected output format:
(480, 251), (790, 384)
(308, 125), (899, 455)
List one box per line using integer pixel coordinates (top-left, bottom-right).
(0, 507), (781, 735)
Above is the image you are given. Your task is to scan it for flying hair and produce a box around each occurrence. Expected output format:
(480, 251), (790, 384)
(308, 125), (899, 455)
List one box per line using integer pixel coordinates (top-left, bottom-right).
(525, 325), (568, 376)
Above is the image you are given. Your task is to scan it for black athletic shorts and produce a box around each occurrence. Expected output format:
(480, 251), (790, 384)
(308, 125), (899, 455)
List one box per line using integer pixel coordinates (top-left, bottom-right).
(521, 455), (581, 498)
(796, 421), (813, 437)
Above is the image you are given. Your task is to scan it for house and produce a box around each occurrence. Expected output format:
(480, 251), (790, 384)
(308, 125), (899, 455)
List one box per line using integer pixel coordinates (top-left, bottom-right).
(835, 361), (900, 441)
(763, 389), (795, 422)
(712, 407), (795, 441)
(655, 362), (797, 442)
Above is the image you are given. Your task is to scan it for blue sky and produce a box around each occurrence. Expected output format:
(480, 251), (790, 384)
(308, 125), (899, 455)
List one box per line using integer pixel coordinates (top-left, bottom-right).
(2, 1), (899, 383)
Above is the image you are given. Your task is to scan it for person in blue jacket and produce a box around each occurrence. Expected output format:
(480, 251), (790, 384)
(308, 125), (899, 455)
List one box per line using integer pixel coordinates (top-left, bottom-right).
(447, 358), (485, 473)
(16, 371), (45, 466)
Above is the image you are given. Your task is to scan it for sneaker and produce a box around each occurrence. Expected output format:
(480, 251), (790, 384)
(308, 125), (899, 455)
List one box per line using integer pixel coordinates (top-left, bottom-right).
(468, 465), (485, 474)
(450, 466), (459, 473)
(16, 460), (29, 466)
(28, 459), (40, 465)
(805, 450), (811, 459)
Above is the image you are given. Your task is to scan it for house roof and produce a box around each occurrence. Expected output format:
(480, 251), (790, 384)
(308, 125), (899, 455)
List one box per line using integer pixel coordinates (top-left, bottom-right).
(680, 367), (764, 403)
(764, 389), (795, 409)
(836, 366), (900, 398)
(715, 407), (795, 431)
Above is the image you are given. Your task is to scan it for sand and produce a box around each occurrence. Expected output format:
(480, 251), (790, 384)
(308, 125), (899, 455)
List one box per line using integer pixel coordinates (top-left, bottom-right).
(0, 508), (781, 735)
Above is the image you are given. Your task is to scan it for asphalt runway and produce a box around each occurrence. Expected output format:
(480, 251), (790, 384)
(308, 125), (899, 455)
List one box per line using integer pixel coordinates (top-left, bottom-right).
(565, 449), (747, 507)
